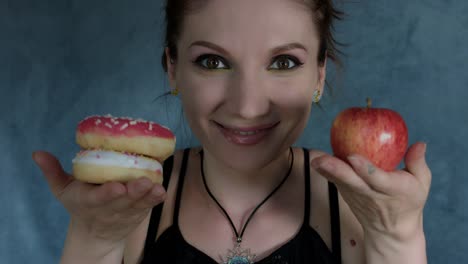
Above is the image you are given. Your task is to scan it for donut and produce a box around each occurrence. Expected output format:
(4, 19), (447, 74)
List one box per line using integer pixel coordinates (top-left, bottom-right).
(72, 150), (163, 183)
(76, 115), (175, 161)
(72, 114), (176, 184)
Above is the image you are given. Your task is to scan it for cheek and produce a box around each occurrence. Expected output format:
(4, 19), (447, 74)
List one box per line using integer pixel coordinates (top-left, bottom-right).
(276, 87), (313, 142)
(269, 76), (314, 110)
(178, 73), (226, 122)
(269, 77), (314, 137)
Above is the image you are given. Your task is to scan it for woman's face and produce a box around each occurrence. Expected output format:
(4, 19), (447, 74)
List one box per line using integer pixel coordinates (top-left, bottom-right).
(166, 0), (326, 170)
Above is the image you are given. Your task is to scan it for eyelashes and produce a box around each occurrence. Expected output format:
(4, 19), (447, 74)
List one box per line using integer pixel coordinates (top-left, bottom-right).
(269, 55), (304, 71)
(192, 54), (304, 71)
(193, 54), (230, 70)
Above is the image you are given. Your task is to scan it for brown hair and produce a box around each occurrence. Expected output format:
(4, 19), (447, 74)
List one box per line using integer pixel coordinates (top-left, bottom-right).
(160, 0), (344, 72)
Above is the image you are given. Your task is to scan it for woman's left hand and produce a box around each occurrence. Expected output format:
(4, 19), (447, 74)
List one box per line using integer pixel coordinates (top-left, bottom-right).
(310, 141), (431, 242)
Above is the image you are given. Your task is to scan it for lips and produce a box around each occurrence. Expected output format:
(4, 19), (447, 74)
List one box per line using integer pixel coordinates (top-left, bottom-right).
(214, 121), (279, 145)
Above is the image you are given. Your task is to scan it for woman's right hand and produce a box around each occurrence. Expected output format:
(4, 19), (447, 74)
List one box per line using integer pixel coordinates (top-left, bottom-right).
(32, 151), (167, 244)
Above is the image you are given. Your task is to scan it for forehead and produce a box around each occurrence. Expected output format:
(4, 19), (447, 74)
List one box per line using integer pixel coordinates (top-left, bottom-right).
(179, 0), (319, 51)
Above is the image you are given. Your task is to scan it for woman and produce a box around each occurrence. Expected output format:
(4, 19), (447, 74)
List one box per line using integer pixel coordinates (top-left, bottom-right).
(33, 0), (431, 263)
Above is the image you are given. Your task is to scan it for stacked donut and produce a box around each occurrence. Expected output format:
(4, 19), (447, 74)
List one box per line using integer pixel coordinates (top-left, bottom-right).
(72, 115), (176, 184)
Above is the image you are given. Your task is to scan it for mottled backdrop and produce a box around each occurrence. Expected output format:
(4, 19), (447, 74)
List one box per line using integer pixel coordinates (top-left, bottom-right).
(1, 0), (467, 263)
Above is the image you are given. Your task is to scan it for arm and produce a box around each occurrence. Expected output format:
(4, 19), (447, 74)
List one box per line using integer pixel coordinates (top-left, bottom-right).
(365, 234), (426, 264)
(310, 142), (431, 264)
(338, 198), (427, 264)
(364, 217), (427, 264)
(122, 212), (152, 264)
(32, 151), (166, 264)
(60, 220), (125, 264)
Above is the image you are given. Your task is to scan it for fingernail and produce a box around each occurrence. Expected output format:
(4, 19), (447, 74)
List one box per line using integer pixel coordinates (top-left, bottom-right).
(422, 143), (427, 154)
(321, 161), (333, 171)
(312, 159), (332, 171)
(152, 188), (166, 202)
(310, 159), (320, 169)
(347, 155), (361, 167)
(153, 186), (164, 196)
(113, 186), (126, 198)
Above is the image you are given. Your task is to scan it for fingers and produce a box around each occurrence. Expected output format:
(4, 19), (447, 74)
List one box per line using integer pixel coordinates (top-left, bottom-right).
(87, 181), (127, 205)
(132, 183), (167, 210)
(311, 155), (369, 192)
(403, 142), (432, 189)
(311, 143), (432, 197)
(125, 178), (166, 210)
(312, 153), (402, 195)
(127, 177), (154, 200)
(33, 150), (166, 216)
(346, 154), (404, 195)
(32, 151), (73, 198)
(86, 178), (166, 211)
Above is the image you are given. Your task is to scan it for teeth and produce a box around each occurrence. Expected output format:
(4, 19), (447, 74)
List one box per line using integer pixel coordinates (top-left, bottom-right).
(233, 130), (260, 136)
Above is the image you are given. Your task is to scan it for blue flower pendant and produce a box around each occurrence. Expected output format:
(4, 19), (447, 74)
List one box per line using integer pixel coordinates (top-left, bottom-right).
(228, 256), (250, 264)
(222, 243), (256, 264)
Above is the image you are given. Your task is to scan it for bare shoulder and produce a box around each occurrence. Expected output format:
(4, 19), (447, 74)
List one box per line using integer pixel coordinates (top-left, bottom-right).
(123, 149), (186, 264)
(308, 149), (365, 264)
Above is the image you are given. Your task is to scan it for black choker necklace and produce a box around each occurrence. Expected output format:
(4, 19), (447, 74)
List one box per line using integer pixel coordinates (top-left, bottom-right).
(199, 148), (294, 264)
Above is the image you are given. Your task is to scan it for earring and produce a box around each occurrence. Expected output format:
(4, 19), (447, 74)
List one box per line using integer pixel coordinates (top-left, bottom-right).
(313, 89), (321, 103)
(171, 88), (179, 96)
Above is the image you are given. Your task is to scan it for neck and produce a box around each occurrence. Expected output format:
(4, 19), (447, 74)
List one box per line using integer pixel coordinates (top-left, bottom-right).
(199, 147), (293, 213)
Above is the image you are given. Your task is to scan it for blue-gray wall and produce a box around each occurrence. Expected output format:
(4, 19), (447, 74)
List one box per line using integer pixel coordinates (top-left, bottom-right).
(2, 0), (467, 263)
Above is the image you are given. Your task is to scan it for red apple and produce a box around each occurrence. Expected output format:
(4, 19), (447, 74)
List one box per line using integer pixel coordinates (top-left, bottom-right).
(330, 98), (408, 172)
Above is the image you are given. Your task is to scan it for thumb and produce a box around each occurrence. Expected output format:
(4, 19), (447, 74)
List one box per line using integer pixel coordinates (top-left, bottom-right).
(404, 142), (431, 188)
(32, 151), (73, 198)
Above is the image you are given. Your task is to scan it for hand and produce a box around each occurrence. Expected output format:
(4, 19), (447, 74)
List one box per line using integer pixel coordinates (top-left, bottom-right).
(310, 142), (431, 242)
(32, 151), (167, 244)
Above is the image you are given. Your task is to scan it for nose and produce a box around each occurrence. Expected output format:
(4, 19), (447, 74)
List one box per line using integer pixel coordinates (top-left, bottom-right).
(227, 70), (270, 120)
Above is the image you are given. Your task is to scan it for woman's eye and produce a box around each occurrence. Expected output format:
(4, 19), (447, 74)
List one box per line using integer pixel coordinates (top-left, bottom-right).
(194, 55), (229, 70)
(269, 55), (303, 70)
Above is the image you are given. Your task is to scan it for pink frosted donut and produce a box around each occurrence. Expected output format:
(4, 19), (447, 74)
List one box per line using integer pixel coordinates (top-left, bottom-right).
(76, 114), (176, 161)
(72, 114), (175, 184)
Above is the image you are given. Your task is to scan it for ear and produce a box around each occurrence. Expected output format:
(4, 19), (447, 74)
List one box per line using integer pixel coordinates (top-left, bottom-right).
(316, 57), (327, 94)
(165, 47), (177, 89)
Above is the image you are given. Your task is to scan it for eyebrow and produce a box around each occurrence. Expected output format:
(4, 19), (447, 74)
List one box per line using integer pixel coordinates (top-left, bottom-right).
(188, 41), (308, 57)
(189, 41), (231, 56)
(271, 43), (308, 54)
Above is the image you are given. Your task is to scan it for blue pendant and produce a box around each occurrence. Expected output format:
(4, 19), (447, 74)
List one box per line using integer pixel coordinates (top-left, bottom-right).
(222, 243), (256, 264)
(228, 256), (250, 264)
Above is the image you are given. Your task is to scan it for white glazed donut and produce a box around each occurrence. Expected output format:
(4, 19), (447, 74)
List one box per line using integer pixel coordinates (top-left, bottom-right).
(72, 150), (163, 184)
(72, 114), (175, 184)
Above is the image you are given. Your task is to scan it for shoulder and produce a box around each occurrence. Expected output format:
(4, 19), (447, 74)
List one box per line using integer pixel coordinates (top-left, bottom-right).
(163, 147), (198, 177)
(122, 148), (190, 263)
(157, 147), (194, 227)
(306, 148), (366, 264)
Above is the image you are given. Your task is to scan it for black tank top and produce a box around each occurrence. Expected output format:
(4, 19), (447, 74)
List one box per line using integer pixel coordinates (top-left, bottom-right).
(141, 148), (342, 264)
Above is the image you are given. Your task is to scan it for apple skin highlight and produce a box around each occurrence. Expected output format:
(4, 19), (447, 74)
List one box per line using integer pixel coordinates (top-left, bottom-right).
(330, 103), (408, 172)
